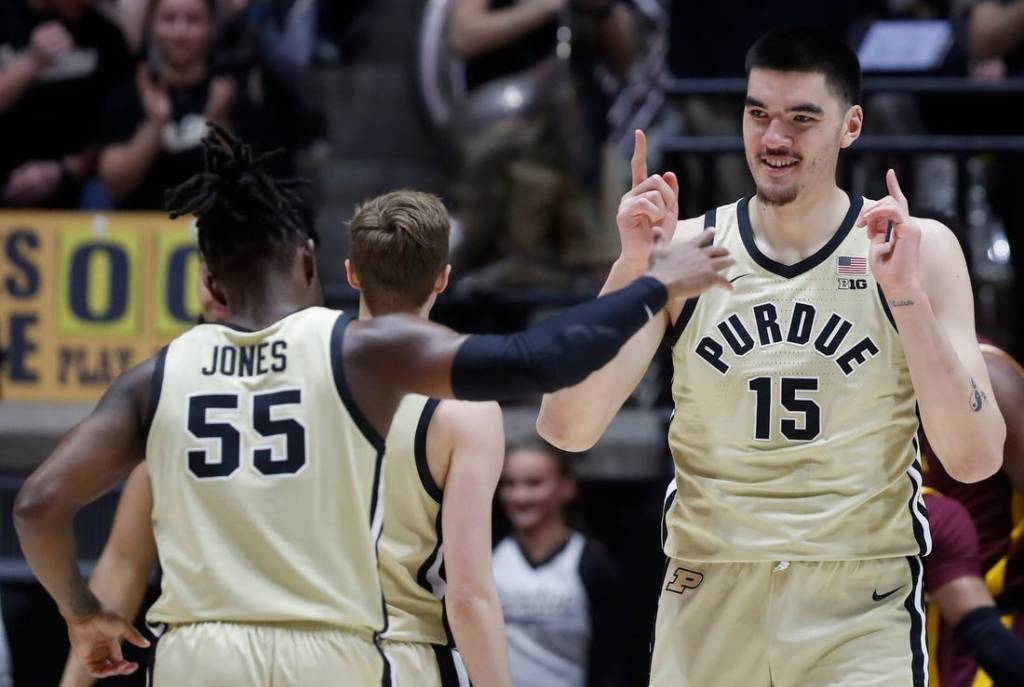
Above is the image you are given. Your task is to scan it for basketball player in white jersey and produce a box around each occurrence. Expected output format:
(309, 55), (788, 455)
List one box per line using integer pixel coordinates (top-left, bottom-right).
(347, 192), (509, 687)
(58, 190), (510, 687)
(15, 125), (733, 684)
(538, 27), (1006, 687)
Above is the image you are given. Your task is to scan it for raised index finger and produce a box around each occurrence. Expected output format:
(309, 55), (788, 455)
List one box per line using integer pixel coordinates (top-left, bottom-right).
(886, 169), (908, 210)
(631, 129), (648, 188)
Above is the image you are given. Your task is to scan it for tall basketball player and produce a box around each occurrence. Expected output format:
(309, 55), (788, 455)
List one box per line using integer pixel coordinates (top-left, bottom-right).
(59, 190), (512, 687)
(538, 27), (1006, 687)
(14, 126), (734, 684)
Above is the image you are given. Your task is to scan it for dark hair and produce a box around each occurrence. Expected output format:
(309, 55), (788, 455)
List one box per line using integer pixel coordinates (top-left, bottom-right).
(745, 26), (862, 106)
(348, 190), (450, 314)
(506, 438), (575, 478)
(164, 123), (315, 280)
(148, 0), (216, 22)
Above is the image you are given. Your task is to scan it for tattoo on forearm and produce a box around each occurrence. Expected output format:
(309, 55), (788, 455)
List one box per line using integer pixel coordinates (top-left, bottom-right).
(969, 377), (988, 413)
(889, 299), (915, 308)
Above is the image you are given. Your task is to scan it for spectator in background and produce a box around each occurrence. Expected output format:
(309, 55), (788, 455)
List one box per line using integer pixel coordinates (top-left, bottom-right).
(215, 0), (321, 173)
(966, 0), (1024, 75)
(0, 0), (132, 208)
(97, 0), (316, 210)
(94, 0), (150, 53)
(449, 0), (637, 289)
(97, 0), (236, 209)
(923, 490), (1024, 686)
(494, 441), (625, 687)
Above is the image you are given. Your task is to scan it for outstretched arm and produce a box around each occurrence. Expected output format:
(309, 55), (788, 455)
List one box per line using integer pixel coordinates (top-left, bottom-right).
(346, 232), (729, 439)
(346, 272), (668, 436)
(860, 171), (1004, 483)
(345, 132), (731, 439)
(58, 465), (157, 687)
(438, 401), (510, 687)
(14, 361), (154, 678)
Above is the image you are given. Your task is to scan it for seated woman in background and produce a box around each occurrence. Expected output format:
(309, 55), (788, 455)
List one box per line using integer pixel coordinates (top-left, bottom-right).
(97, 0), (236, 209)
(494, 440), (625, 687)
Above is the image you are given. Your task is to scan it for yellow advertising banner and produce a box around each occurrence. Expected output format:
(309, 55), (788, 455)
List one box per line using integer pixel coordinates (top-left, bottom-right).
(0, 212), (200, 403)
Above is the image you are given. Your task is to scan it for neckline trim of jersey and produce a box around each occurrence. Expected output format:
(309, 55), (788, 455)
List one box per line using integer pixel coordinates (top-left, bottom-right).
(212, 305), (318, 334)
(737, 192), (863, 279)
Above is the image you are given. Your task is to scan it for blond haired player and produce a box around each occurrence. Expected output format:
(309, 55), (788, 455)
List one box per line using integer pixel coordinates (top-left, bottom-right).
(538, 27), (1006, 687)
(59, 190), (511, 687)
(17, 126), (733, 684)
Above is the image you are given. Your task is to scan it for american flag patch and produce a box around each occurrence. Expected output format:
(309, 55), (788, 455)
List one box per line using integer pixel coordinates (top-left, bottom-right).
(837, 256), (867, 275)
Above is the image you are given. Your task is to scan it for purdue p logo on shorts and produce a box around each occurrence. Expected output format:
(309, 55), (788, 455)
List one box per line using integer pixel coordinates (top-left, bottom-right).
(665, 567), (704, 595)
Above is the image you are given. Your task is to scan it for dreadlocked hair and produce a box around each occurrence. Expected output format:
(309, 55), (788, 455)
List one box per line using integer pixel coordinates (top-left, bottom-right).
(164, 122), (315, 276)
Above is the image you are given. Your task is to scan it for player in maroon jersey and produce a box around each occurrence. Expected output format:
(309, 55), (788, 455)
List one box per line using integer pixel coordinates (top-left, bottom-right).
(922, 490), (1024, 685)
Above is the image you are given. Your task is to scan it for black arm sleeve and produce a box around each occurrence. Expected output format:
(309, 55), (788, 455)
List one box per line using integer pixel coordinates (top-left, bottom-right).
(952, 606), (1024, 686)
(579, 541), (627, 687)
(451, 276), (667, 400)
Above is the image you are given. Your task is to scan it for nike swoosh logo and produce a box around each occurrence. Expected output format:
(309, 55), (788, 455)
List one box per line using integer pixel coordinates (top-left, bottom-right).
(729, 273), (752, 284)
(872, 586), (904, 602)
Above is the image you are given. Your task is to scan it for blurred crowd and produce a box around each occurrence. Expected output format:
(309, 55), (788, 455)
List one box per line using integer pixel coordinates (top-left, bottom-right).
(2, 1), (1024, 685)
(2, 0), (1023, 352)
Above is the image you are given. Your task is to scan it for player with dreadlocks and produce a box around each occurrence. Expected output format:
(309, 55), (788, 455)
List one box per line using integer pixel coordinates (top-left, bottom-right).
(15, 125), (734, 685)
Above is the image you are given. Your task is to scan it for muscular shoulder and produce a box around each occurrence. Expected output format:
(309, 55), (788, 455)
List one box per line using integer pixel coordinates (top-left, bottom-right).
(428, 400), (504, 488)
(110, 353), (161, 429)
(915, 217), (963, 260)
(432, 400), (503, 454)
(901, 215), (970, 302)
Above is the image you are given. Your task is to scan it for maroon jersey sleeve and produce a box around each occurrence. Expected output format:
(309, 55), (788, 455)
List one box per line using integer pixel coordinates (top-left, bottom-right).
(924, 493), (985, 593)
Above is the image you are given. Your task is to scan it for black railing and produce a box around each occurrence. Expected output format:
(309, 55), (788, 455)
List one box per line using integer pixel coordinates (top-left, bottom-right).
(662, 134), (1024, 155)
(665, 76), (1024, 96)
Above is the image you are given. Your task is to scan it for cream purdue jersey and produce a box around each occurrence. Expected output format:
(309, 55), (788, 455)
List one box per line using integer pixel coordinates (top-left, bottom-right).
(378, 395), (451, 645)
(144, 307), (388, 631)
(665, 195), (931, 563)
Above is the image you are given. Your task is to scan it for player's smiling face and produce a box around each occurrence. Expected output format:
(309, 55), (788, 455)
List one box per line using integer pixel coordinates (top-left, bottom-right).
(500, 449), (574, 533)
(743, 68), (861, 206)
